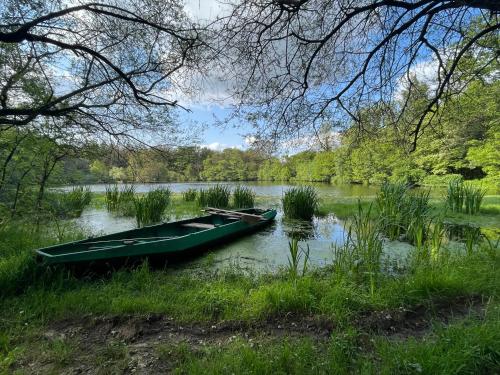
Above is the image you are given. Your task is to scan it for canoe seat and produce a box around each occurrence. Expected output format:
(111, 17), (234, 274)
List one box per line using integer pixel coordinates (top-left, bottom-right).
(182, 223), (215, 229)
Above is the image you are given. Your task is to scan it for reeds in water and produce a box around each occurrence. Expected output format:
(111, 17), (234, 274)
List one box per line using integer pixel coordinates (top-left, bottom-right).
(463, 184), (486, 215)
(232, 185), (255, 208)
(105, 185), (136, 216)
(282, 186), (319, 220)
(58, 186), (92, 217)
(332, 203), (382, 295)
(196, 185), (230, 208)
(446, 179), (464, 213)
(105, 185), (120, 211)
(182, 188), (198, 202)
(287, 237), (310, 280)
(376, 182), (430, 243)
(134, 188), (171, 227)
(446, 179), (485, 214)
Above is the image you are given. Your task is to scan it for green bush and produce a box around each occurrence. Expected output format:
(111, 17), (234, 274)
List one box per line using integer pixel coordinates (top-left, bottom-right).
(282, 186), (319, 220)
(232, 186), (255, 208)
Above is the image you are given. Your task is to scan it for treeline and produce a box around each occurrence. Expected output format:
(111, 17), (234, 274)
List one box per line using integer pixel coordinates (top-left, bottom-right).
(56, 78), (498, 189)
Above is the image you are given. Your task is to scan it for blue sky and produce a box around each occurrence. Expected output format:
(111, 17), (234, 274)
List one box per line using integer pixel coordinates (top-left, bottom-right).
(178, 105), (248, 151)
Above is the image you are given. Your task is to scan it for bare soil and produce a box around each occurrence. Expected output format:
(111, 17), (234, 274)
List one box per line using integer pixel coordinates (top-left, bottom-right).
(14, 295), (486, 374)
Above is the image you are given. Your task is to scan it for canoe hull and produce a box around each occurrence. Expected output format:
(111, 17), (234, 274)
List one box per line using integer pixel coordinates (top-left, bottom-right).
(36, 208), (277, 265)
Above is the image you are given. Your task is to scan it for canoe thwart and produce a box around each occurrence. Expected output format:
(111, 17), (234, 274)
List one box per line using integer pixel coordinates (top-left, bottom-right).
(181, 223), (216, 229)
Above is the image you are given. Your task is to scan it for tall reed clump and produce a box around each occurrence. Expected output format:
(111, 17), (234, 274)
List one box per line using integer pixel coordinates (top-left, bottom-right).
(376, 182), (430, 243)
(332, 203), (382, 295)
(287, 236), (310, 280)
(446, 179), (485, 214)
(134, 188), (171, 227)
(59, 186), (92, 217)
(182, 188), (198, 202)
(282, 186), (319, 220)
(232, 185), (255, 208)
(196, 185), (231, 208)
(446, 179), (464, 213)
(105, 185), (136, 216)
(105, 185), (120, 211)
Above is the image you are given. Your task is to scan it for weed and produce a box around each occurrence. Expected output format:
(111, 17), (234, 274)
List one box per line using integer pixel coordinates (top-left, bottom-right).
(182, 188), (198, 202)
(134, 188), (170, 227)
(282, 186), (319, 220)
(287, 237), (310, 280)
(232, 185), (256, 208)
(196, 185), (230, 208)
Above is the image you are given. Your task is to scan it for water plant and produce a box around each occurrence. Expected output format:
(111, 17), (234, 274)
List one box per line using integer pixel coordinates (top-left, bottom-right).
(196, 185), (230, 208)
(463, 225), (482, 255)
(232, 185), (255, 208)
(446, 179), (485, 214)
(376, 182), (430, 242)
(58, 186), (92, 217)
(446, 178), (464, 213)
(134, 188), (171, 227)
(332, 203), (382, 295)
(463, 183), (486, 214)
(287, 237), (310, 280)
(105, 185), (120, 211)
(105, 185), (136, 216)
(282, 186), (319, 220)
(182, 188), (198, 202)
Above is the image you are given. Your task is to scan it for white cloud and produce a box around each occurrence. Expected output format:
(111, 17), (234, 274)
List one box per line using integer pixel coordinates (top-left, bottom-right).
(202, 142), (245, 151)
(183, 0), (230, 22)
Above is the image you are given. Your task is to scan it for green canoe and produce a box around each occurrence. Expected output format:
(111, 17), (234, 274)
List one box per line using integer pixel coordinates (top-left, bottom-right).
(36, 208), (277, 265)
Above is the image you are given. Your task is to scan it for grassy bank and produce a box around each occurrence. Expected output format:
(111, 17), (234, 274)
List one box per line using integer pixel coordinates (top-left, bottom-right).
(1, 190), (499, 373)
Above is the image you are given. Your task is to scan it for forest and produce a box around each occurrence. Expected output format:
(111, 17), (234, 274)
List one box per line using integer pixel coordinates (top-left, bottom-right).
(15, 79), (496, 190)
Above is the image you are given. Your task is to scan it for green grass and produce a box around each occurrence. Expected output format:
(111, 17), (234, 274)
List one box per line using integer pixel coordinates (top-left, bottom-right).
(233, 185), (256, 208)
(1, 191), (500, 373)
(105, 184), (136, 216)
(446, 179), (486, 215)
(134, 188), (171, 227)
(197, 184), (231, 208)
(282, 186), (319, 220)
(182, 188), (198, 202)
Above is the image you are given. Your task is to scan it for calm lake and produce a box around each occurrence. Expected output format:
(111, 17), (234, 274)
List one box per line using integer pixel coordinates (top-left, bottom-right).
(70, 182), (414, 271)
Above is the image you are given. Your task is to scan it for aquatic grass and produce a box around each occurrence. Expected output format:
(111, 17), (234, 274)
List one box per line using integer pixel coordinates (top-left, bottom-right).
(117, 185), (136, 216)
(282, 186), (319, 220)
(182, 188), (198, 202)
(134, 188), (171, 227)
(446, 179), (486, 214)
(50, 186), (92, 218)
(446, 178), (465, 213)
(463, 225), (482, 255)
(196, 185), (230, 208)
(105, 185), (136, 216)
(376, 182), (431, 243)
(332, 203), (382, 295)
(105, 185), (120, 211)
(287, 237), (310, 280)
(232, 185), (255, 208)
(463, 183), (486, 215)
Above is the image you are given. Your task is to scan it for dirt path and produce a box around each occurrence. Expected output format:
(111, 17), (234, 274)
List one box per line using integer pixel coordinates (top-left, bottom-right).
(15, 295), (486, 374)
